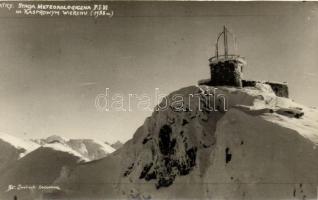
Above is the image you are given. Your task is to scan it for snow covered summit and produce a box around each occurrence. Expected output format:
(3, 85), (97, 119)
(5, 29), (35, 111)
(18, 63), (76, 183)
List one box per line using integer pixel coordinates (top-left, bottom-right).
(51, 84), (318, 200)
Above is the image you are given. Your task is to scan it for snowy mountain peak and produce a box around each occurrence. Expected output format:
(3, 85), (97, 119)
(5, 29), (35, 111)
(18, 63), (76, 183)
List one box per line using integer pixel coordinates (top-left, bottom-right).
(45, 135), (69, 144)
(116, 84), (318, 192)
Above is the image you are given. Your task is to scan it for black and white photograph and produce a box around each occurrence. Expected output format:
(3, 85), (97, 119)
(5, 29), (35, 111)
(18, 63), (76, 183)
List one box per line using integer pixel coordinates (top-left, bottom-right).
(0, 1), (318, 200)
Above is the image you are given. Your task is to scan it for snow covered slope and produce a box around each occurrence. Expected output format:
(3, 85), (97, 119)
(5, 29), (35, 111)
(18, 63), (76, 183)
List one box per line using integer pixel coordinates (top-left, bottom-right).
(0, 133), (39, 172)
(2, 84), (318, 200)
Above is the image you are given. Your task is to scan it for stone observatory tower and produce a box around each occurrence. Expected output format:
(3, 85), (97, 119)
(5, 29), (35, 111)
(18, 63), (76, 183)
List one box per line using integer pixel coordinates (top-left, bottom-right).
(200, 26), (247, 87)
(199, 26), (289, 98)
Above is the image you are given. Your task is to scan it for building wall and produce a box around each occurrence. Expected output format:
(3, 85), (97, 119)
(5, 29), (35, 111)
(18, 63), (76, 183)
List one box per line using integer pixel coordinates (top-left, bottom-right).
(210, 60), (243, 87)
(242, 80), (289, 98)
(265, 81), (289, 98)
(200, 59), (289, 98)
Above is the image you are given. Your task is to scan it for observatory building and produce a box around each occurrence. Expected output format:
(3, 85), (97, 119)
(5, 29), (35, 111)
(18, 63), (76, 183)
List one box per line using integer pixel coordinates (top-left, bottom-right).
(199, 26), (289, 98)
(208, 26), (246, 87)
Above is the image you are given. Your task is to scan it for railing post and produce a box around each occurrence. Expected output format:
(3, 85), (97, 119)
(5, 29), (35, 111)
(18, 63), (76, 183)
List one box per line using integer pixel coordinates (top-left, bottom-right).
(215, 43), (218, 59)
(224, 26), (228, 59)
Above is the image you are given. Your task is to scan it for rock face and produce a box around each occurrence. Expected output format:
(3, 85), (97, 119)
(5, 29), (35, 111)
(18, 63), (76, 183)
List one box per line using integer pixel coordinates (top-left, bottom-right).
(2, 84), (318, 200)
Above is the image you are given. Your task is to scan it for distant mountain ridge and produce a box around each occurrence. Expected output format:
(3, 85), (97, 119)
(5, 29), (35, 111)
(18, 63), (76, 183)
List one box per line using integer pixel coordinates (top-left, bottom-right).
(32, 135), (116, 161)
(0, 134), (117, 200)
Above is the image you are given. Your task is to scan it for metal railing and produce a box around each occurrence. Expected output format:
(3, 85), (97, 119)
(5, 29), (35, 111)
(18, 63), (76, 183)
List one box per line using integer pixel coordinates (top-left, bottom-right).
(209, 54), (245, 63)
